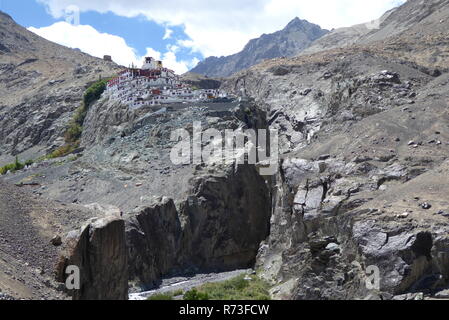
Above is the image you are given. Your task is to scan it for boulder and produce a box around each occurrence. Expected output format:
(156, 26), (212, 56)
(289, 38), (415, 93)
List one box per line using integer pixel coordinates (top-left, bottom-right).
(55, 216), (128, 300)
(125, 164), (271, 288)
(125, 198), (182, 287)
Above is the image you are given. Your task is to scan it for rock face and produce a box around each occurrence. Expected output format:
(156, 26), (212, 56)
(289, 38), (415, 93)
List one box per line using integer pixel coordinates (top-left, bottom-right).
(19, 96), (271, 296)
(222, 0), (449, 300)
(126, 164), (271, 289)
(179, 164), (270, 270)
(181, 72), (222, 89)
(56, 217), (128, 300)
(53, 163), (270, 295)
(190, 17), (328, 78)
(126, 198), (182, 287)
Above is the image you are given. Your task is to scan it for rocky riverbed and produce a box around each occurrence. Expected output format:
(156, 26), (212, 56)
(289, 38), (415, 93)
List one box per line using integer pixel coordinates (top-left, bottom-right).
(129, 269), (252, 300)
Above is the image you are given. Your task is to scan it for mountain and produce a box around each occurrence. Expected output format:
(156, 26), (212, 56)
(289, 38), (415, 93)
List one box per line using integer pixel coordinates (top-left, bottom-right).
(302, 0), (449, 57)
(222, 0), (449, 300)
(2, 0), (449, 301)
(0, 11), (119, 163)
(0, 10), (270, 300)
(189, 17), (329, 78)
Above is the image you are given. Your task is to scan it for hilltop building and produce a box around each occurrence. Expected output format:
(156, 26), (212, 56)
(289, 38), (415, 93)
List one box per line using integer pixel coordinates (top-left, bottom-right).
(106, 57), (227, 109)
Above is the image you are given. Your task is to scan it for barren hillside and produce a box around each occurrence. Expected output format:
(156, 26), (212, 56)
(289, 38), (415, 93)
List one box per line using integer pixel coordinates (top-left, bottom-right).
(0, 11), (120, 162)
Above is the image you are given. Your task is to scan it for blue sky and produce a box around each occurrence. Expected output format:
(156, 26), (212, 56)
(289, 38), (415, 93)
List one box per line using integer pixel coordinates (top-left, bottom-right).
(0, 0), (406, 74)
(0, 0), (202, 72)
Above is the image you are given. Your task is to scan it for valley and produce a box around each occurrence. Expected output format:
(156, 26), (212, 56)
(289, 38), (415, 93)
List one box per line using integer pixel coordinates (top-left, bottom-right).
(1, 0), (449, 301)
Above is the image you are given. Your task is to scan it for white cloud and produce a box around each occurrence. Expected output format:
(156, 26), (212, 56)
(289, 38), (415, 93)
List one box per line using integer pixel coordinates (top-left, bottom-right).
(142, 47), (193, 74)
(143, 47), (162, 61)
(28, 22), (194, 74)
(163, 27), (173, 40)
(37, 0), (406, 57)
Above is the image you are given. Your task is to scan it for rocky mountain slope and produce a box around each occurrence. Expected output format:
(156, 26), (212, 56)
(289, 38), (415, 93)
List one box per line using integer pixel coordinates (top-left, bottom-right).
(0, 180), (98, 299)
(190, 18), (328, 78)
(221, 0), (449, 300)
(2, 95), (272, 299)
(0, 11), (119, 163)
(1, 0), (449, 301)
(180, 72), (222, 89)
(302, 0), (449, 57)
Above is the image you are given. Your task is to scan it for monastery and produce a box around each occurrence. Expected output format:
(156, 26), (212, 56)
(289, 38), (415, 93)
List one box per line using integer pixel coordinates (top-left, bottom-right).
(106, 57), (227, 109)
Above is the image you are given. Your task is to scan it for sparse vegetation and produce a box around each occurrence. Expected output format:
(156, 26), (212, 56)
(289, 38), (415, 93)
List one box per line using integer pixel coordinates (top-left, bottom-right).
(0, 79), (112, 173)
(183, 274), (271, 301)
(46, 142), (80, 159)
(172, 289), (184, 297)
(64, 78), (111, 144)
(147, 293), (174, 300)
(146, 289), (184, 300)
(52, 77), (113, 159)
(146, 275), (271, 301)
(183, 288), (210, 300)
(0, 156), (33, 175)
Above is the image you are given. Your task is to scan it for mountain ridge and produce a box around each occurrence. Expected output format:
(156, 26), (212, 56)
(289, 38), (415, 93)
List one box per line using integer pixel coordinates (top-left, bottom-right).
(189, 17), (329, 78)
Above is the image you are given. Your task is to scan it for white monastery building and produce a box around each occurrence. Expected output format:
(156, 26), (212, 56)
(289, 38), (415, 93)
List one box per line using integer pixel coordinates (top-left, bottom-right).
(106, 57), (227, 109)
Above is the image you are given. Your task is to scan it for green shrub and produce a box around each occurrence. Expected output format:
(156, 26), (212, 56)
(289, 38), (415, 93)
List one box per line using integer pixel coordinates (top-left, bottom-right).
(14, 156), (24, 170)
(184, 275), (271, 301)
(0, 163), (13, 175)
(64, 123), (83, 143)
(56, 77), (113, 158)
(83, 79), (108, 107)
(47, 142), (79, 159)
(0, 156), (27, 175)
(183, 289), (210, 301)
(147, 293), (174, 301)
(172, 289), (184, 297)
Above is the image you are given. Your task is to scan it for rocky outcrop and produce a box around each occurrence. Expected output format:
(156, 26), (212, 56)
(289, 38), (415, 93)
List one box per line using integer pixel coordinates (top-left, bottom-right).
(257, 155), (449, 300)
(223, 52), (432, 155)
(223, 0), (449, 299)
(190, 17), (328, 78)
(53, 163), (271, 296)
(45, 93), (272, 295)
(181, 72), (222, 89)
(56, 216), (128, 300)
(126, 164), (271, 289)
(180, 164), (271, 269)
(126, 198), (182, 287)
(0, 180), (96, 300)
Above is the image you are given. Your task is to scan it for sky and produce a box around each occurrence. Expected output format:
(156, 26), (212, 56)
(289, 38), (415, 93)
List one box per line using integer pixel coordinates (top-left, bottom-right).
(0, 0), (406, 74)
